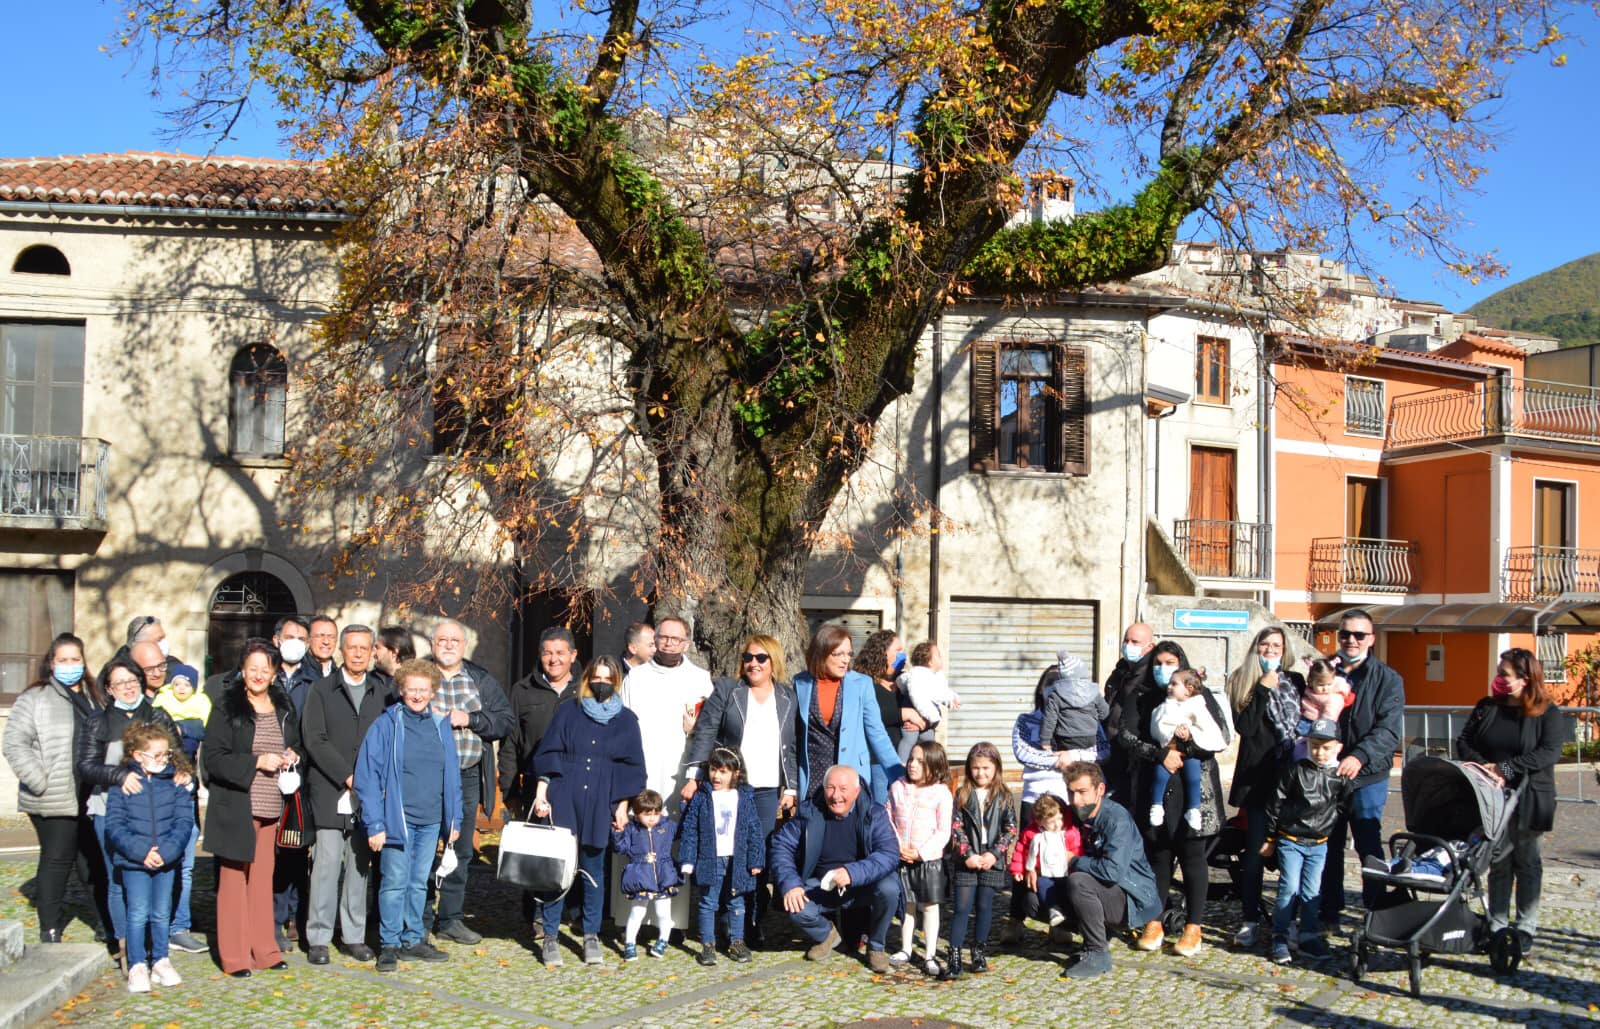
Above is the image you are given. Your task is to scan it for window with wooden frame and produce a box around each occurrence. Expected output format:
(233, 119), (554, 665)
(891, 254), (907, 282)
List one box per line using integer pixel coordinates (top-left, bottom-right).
(1195, 336), (1229, 404)
(228, 343), (287, 459)
(969, 339), (1089, 474)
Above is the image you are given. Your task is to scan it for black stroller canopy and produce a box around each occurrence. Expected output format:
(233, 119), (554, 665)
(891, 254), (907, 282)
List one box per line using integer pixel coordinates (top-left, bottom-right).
(1400, 756), (1518, 843)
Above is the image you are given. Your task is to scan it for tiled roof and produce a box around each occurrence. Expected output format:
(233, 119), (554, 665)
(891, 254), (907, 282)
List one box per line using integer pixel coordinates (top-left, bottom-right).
(0, 152), (345, 215)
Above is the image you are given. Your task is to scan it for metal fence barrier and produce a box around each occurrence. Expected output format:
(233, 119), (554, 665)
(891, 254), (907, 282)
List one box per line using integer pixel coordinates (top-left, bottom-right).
(1398, 704), (1597, 804)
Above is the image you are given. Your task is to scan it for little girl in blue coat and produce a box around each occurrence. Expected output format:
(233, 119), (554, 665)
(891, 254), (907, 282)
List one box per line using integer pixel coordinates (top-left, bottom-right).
(104, 723), (195, 994)
(677, 747), (765, 966)
(612, 789), (682, 960)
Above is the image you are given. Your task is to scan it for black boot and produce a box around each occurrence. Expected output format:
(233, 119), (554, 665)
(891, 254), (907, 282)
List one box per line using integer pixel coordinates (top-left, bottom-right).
(937, 946), (964, 981)
(970, 946), (989, 974)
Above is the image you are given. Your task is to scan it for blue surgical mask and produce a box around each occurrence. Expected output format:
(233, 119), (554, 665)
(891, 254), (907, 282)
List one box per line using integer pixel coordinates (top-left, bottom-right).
(53, 663), (84, 686)
(892, 652), (908, 675)
(1259, 655), (1281, 673)
(1122, 643), (1144, 663)
(1153, 663), (1175, 687)
(113, 696), (142, 712)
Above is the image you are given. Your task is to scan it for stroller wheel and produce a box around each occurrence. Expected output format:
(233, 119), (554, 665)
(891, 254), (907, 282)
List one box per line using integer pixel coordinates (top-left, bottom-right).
(1407, 952), (1423, 998)
(1348, 931), (1368, 983)
(1488, 927), (1522, 975)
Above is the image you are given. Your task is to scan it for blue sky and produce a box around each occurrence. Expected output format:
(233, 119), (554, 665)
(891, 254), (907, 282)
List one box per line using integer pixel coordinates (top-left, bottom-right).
(4, 1), (1596, 311)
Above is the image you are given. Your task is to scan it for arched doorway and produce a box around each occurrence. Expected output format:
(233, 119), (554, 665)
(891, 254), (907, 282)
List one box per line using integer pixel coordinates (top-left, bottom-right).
(206, 571), (299, 678)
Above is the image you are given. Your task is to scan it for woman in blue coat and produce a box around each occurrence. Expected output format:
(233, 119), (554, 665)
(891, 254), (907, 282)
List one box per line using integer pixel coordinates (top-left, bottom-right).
(792, 624), (905, 798)
(531, 657), (646, 967)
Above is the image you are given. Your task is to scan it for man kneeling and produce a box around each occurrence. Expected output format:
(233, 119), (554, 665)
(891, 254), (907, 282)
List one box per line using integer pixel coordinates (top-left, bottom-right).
(1058, 761), (1160, 979)
(770, 765), (901, 972)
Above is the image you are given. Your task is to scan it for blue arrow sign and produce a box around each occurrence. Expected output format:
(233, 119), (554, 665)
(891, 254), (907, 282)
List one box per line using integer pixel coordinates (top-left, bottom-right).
(1173, 609), (1251, 631)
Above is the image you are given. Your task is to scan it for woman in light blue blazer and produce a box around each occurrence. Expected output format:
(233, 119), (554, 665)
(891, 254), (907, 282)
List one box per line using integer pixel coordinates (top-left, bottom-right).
(791, 623), (905, 798)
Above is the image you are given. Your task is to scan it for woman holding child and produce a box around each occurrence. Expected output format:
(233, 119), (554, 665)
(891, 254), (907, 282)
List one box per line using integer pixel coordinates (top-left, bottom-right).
(1117, 640), (1232, 958)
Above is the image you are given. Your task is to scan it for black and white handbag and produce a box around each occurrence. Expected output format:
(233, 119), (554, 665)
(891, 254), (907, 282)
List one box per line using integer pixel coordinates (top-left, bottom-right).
(497, 816), (578, 893)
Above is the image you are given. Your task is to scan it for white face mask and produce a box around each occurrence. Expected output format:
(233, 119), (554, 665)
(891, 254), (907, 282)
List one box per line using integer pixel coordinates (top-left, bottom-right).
(157, 638), (171, 659)
(278, 767), (301, 795)
(279, 638), (307, 664)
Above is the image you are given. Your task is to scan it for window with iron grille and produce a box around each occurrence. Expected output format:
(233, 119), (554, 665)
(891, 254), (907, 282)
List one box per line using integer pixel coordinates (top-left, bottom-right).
(1537, 633), (1568, 684)
(1345, 376), (1385, 437)
(969, 339), (1089, 475)
(1195, 336), (1230, 405)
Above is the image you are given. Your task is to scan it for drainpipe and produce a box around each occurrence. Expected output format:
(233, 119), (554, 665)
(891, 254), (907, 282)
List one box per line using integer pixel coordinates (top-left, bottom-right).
(1258, 332), (1273, 604)
(928, 316), (945, 643)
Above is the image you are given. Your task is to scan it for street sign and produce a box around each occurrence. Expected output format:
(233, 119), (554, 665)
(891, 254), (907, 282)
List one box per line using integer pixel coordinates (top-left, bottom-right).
(1173, 608), (1251, 632)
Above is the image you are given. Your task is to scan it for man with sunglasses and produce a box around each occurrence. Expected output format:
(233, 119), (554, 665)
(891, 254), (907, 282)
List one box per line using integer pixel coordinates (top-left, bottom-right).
(1320, 611), (1405, 927)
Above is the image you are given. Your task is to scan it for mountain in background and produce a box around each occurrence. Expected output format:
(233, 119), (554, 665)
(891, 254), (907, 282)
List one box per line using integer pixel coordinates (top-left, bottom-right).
(1468, 252), (1600, 349)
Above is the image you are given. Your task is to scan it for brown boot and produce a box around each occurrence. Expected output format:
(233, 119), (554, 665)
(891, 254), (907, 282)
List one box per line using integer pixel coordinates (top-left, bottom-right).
(805, 926), (841, 961)
(1172, 923), (1203, 957)
(1135, 920), (1166, 951)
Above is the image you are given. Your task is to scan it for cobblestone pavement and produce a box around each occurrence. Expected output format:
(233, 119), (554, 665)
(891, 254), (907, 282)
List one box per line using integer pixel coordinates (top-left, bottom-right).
(9, 845), (1600, 1029)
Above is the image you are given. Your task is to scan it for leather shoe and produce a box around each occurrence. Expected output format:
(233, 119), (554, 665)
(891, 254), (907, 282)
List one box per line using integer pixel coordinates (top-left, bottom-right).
(434, 921), (482, 945)
(228, 969), (252, 979)
(340, 942), (376, 962)
(805, 926), (841, 961)
(1135, 920), (1166, 951)
(38, 928), (61, 943)
(266, 960), (290, 970)
(307, 945), (330, 965)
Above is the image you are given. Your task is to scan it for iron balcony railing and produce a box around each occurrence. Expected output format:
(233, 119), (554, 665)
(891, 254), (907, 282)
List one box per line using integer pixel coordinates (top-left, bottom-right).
(1173, 518), (1272, 580)
(1388, 377), (1600, 449)
(0, 435), (110, 524)
(1502, 545), (1600, 602)
(1308, 536), (1418, 593)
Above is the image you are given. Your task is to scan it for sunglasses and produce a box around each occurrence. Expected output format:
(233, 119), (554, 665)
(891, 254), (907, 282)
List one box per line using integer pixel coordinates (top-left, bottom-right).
(740, 653), (771, 665)
(1337, 630), (1371, 641)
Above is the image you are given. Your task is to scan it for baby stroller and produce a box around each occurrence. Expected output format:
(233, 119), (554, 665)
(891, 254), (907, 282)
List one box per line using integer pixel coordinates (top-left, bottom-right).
(1349, 756), (1523, 997)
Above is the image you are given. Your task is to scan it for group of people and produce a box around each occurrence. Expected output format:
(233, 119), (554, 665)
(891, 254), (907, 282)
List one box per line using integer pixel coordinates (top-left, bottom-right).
(2, 606), (1563, 988)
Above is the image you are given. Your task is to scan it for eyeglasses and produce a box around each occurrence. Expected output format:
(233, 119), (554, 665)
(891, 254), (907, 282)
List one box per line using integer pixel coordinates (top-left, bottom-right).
(107, 678), (141, 690)
(656, 634), (686, 644)
(139, 660), (168, 674)
(1337, 630), (1371, 641)
(590, 676), (613, 684)
(740, 653), (771, 665)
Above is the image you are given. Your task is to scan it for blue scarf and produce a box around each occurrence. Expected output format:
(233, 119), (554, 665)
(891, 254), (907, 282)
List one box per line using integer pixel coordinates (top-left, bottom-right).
(582, 695), (623, 724)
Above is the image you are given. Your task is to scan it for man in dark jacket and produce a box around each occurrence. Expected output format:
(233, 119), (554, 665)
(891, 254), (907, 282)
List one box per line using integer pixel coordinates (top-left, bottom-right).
(1101, 622), (1154, 803)
(301, 625), (388, 965)
(1320, 610), (1405, 923)
(1056, 761), (1160, 979)
(424, 620), (514, 945)
(497, 626), (579, 936)
(770, 766), (901, 973)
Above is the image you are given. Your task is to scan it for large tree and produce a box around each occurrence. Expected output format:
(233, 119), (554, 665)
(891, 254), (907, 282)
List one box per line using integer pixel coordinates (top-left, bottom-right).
(132, 0), (1563, 665)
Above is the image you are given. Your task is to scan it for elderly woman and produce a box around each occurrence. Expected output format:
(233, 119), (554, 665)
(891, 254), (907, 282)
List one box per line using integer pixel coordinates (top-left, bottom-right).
(3, 633), (106, 943)
(1456, 647), (1568, 957)
(1224, 626), (1303, 949)
(1117, 640), (1232, 959)
(532, 657), (647, 968)
(793, 624), (905, 800)
(682, 633), (799, 943)
(203, 640), (300, 978)
(77, 655), (180, 962)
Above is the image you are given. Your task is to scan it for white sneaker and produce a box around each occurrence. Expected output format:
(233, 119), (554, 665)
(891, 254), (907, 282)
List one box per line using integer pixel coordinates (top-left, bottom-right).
(923, 957), (941, 976)
(126, 962), (151, 994)
(1148, 804), (1166, 827)
(1047, 907), (1067, 927)
(889, 950), (911, 965)
(151, 958), (182, 987)
(1183, 808), (1203, 832)
(1232, 922), (1257, 948)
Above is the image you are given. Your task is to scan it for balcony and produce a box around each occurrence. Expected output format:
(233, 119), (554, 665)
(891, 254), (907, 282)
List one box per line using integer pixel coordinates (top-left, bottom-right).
(1309, 537), (1418, 594)
(1502, 546), (1600, 603)
(1388, 378), (1600, 450)
(0, 435), (111, 530)
(1173, 519), (1272, 581)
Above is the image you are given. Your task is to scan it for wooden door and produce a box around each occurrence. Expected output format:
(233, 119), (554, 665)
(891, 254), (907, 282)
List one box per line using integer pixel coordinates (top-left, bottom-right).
(1188, 446), (1237, 576)
(1534, 481), (1575, 595)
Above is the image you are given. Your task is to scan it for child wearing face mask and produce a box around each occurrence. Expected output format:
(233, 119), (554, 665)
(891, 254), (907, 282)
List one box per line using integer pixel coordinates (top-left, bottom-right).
(1148, 669), (1228, 831)
(103, 723), (195, 993)
(1260, 719), (1352, 964)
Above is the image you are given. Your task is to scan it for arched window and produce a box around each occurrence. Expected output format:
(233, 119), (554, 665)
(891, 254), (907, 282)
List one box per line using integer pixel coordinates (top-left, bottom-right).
(230, 344), (287, 458)
(12, 245), (70, 276)
(206, 571), (300, 676)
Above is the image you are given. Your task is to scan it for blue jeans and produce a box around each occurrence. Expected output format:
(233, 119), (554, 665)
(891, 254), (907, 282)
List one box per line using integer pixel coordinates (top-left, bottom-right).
(170, 821), (199, 933)
(695, 859), (748, 944)
(92, 814), (125, 941)
(1321, 779), (1389, 918)
(378, 823), (440, 948)
(1035, 875), (1069, 917)
(1272, 838), (1328, 941)
(122, 866), (176, 967)
(541, 844), (607, 938)
(789, 875), (899, 952)
(1149, 756), (1204, 813)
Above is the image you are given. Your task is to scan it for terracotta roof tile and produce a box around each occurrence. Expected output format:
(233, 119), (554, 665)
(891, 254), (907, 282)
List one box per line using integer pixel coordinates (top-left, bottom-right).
(0, 151), (345, 215)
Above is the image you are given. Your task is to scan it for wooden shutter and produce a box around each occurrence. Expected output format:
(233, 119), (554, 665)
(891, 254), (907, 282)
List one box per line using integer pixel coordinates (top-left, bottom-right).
(1055, 343), (1089, 475)
(969, 340), (999, 471)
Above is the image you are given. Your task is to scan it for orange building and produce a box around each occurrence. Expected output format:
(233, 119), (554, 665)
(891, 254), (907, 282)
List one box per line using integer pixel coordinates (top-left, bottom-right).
(1270, 335), (1600, 706)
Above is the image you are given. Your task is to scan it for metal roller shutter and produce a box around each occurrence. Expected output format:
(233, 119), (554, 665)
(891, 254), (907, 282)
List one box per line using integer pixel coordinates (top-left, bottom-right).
(945, 599), (1098, 761)
(805, 609), (885, 657)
